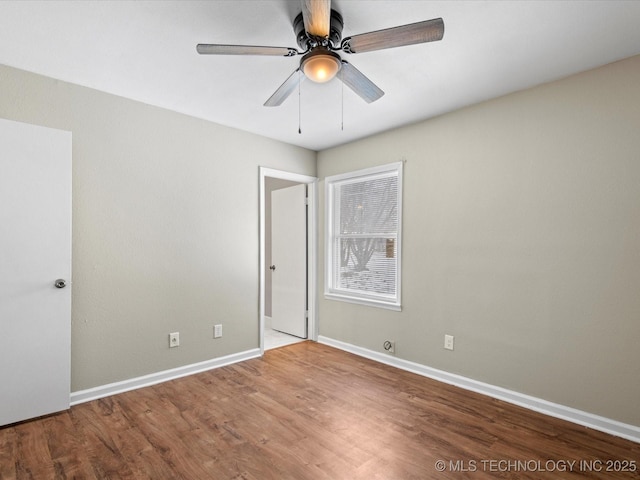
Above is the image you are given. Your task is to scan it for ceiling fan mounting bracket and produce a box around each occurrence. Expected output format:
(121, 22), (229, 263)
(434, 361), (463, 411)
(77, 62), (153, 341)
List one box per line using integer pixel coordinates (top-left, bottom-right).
(293, 9), (344, 51)
(341, 38), (354, 54)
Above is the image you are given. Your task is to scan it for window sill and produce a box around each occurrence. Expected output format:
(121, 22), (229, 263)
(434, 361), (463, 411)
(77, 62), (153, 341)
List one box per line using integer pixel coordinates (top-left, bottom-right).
(324, 292), (402, 311)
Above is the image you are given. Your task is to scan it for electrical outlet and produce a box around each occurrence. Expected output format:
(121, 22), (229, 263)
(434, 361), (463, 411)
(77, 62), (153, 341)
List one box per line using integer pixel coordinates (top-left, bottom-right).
(214, 324), (222, 339)
(383, 340), (395, 354)
(444, 334), (454, 351)
(169, 332), (180, 348)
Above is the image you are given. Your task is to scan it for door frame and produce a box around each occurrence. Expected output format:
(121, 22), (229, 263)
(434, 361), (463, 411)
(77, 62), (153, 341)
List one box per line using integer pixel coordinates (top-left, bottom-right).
(259, 167), (318, 355)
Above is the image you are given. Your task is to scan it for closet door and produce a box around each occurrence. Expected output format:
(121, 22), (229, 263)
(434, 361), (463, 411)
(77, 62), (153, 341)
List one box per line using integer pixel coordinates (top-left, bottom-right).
(0, 118), (72, 426)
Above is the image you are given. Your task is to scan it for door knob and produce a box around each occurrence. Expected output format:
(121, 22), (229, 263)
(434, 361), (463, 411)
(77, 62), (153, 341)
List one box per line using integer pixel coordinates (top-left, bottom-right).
(269, 265), (276, 271)
(54, 279), (67, 289)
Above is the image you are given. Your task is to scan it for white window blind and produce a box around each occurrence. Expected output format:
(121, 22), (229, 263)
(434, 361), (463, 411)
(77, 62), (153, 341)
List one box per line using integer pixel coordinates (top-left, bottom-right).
(325, 162), (402, 310)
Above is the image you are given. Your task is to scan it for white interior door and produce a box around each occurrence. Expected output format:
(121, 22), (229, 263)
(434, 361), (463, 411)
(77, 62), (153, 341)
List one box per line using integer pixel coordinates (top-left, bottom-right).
(0, 118), (72, 426)
(271, 184), (307, 338)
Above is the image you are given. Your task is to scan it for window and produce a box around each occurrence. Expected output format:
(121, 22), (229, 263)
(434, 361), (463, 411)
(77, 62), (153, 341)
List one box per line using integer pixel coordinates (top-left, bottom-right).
(325, 162), (402, 310)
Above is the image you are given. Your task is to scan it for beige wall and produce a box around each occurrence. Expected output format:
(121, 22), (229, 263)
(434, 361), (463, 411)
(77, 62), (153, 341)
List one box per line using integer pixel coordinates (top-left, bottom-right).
(0, 64), (316, 391)
(2, 54), (639, 428)
(317, 55), (640, 427)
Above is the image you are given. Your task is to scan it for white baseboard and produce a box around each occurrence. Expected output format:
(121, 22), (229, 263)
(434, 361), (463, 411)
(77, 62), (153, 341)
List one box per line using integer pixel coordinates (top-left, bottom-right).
(70, 348), (261, 406)
(318, 336), (640, 444)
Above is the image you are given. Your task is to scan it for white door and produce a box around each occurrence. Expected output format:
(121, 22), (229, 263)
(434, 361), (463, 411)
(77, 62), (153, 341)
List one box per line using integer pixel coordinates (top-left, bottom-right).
(271, 184), (307, 338)
(0, 118), (72, 426)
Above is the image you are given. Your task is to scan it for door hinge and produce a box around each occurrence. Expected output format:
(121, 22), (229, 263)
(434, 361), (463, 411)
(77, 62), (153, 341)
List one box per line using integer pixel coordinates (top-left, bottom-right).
(305, 310), (309, 319)
(304, 197), (309, 205)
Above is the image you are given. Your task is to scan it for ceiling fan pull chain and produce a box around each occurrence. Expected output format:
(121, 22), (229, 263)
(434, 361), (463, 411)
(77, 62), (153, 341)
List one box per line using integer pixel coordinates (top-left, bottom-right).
(298, 71), (302, 134)
(341, 67), (344, 131)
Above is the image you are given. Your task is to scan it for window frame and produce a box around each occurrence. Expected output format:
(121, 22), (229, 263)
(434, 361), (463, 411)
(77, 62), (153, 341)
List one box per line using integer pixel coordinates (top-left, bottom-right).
(324, 162), (403, 311)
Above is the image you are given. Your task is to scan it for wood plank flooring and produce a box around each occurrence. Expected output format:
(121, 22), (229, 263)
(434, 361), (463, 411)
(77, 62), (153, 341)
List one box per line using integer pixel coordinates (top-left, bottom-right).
(1, 341), (638, 479)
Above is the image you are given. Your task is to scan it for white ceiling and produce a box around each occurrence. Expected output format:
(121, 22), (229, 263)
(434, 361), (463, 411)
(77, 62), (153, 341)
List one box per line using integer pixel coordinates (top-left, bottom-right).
(1, 1), (640, 151)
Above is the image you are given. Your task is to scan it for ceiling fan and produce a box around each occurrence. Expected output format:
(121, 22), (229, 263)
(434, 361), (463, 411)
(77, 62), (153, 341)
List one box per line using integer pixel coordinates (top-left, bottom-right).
(197, 0), (444, 107)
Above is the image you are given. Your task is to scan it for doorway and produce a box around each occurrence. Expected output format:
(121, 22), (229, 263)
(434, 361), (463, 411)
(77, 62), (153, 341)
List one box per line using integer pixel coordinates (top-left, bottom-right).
(259, 168), (317, 354)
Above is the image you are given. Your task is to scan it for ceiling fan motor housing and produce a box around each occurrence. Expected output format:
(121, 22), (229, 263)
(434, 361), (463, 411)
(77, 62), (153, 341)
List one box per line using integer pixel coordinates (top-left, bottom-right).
(294, 9), (344, 50)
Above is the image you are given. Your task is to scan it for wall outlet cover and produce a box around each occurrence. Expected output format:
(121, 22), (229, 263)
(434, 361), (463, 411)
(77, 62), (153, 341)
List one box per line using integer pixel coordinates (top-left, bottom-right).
(444, 334), (454, 351)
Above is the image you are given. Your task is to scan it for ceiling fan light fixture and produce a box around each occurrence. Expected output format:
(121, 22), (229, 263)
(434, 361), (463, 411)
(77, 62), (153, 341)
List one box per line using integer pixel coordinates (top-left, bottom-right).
(300, 49), (342, 83)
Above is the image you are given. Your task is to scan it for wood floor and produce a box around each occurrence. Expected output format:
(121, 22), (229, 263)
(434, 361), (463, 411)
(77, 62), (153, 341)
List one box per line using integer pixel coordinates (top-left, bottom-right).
(1, 342), (638, 479)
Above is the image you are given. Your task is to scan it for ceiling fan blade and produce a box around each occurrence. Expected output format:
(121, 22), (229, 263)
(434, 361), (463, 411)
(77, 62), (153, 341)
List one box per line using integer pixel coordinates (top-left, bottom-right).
(342, 18), (444, 54)
(300, 0), (331, 37)
(197, 44), (297, 56)
(264, 69), (305, 107)
(339, 61), (384, 104)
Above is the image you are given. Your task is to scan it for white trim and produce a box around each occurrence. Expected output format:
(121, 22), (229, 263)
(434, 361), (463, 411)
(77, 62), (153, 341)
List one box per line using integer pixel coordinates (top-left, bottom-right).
(318, 336), (640, 444)
(325, 162), (403, 183)
(259, 167), (318, 356)
(70, 348), (260, 406)
(308, 180), (319, 341)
